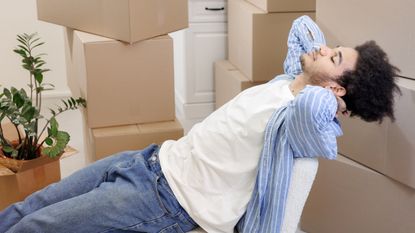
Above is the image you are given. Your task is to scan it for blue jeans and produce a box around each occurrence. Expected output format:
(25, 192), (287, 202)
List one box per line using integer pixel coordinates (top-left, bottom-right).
(0, 144), (198, 233)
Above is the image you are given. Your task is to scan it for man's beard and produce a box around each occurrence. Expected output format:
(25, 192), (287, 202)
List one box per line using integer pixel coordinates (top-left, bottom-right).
(308, 72), (335, 86)
(300, 54), (306, 69)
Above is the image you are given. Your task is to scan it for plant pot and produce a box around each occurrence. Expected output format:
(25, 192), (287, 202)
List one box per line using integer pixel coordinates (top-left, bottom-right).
(0, 148), (61, 173)
(0, 155), (61, 210)
(0, 145), (77, 210)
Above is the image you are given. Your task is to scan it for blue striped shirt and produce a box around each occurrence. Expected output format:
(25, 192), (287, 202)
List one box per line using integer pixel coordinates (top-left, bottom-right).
(237, 86), (342, 233)
(237, 16), (340, 233)
(283, 15), (326, 77)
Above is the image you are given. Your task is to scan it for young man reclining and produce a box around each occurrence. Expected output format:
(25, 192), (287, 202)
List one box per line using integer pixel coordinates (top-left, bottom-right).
(0, 16), (400, 233)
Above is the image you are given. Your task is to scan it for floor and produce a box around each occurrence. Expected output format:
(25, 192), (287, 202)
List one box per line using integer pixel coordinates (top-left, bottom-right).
(57, 109), (307, 233)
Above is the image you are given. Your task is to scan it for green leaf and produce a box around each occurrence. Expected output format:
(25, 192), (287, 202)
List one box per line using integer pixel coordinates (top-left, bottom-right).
(2, 145), (14, 153)
(49, 117), (58, 137)
(19, 88), (28, 97)
(16, 36), (26, 46)
(34, 72), (43, 84)
(23, 64), (31, 70)
(17, 45), (29, 53)
(45, 137), (53, 146)
(13, 91), (24, 108)
(13, 49), (27, 57)
(62, 100), (68, 108)
(10, 87), (18, 95)
(22, 106), (35, 121)
(29, 37), (40, 46)
(70, 97), (76, 106)
(77, 97), (87, 107)
(36, 87), (44, 93)
(42, 131), (70, 158)
(32, 42), (45, 50)
(35, 61), (46, 68)
(4, 88), (11, 98)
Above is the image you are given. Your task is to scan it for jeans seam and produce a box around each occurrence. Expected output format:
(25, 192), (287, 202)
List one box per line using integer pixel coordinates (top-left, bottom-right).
(99, 212), (168, 233)
(158, 223), (185, 233)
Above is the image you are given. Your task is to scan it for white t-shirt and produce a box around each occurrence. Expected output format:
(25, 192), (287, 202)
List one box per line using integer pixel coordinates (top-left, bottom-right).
(159, 79), (294, 233)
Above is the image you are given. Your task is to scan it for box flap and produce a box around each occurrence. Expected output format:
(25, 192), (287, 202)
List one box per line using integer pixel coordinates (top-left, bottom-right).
(0, 164), (14, 176)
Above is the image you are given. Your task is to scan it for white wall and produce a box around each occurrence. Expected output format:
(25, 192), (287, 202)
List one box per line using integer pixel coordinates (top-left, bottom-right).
(0, 0), (85, 176)
(0, 0), (69, 96)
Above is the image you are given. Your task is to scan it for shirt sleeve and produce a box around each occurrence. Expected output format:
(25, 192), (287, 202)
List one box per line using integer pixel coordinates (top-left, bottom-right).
(283, 15), (327, 77)
(285, 86), (342, 160)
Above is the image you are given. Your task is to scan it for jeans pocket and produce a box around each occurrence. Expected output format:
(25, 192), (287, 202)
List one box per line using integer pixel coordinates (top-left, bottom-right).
(159, 223), (185, 233)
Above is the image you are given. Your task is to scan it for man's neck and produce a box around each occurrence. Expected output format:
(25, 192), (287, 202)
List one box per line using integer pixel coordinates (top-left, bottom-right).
(290, 74), (309, 96)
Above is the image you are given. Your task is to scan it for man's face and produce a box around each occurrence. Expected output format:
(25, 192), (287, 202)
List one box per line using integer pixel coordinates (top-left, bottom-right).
(300, 45), (358, 85)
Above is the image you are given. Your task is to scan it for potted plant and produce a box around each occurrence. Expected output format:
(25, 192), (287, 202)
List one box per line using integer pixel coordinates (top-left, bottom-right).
(0, 33), (85, 208)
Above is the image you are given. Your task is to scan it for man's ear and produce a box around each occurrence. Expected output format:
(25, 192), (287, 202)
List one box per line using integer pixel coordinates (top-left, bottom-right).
(325, 82), (346, 97)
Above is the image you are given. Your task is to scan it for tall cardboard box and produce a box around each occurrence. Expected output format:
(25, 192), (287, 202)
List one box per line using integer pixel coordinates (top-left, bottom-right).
(228, 0), (314, 82)
(215, 60), (265, 109)
(316, 0), (415, 78)
(88, 120), (183, 162)
(37, 0), (188, 44)
(301, 155), (415, 233)
(66, 30), (175, 128)
(247, 0), (315, 13)
(64, 28), (79, 97)
(337, 78), (415, 189)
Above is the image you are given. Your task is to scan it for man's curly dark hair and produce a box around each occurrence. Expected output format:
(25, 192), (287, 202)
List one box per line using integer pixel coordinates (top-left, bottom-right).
(337, 41), (401, 123)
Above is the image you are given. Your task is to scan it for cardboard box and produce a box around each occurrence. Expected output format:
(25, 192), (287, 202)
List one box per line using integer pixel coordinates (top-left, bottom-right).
(214, 60), (265, 109)
(337, 77), (415, 189)
(301, 155), (415, 233)
(87, 120), (183, 162)
(64, 28), (79, 97)
(0, 123), (77, 210)
(0, 157), (60, 210)
(316, 0), (415, 79)
(228, 0), (315, 82)
(247, 0), (315, 13)
(37, 0), (188, 44)
(66, 30), (175, 128)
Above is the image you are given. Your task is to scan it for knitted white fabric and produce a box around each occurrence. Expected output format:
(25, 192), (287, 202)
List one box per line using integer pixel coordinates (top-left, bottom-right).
(187, 158), (319, 233)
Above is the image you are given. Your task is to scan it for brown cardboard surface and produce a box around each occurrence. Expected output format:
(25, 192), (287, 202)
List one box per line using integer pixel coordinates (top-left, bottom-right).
(301, 155), (415, 233)
(0, 122), (76, 210)
(228, 0), (314, 82)
(0, 157), (60, 210)
(214, 60), (265, 109)
(89, 120), (183, 161)
(337, 77), (415, 189)
(316, 0), (415, 79)
(247, 0), (315, 13)
(37, 0), (188, 43)
(64, 28), (80, 97)
(67, 30), (175, 128)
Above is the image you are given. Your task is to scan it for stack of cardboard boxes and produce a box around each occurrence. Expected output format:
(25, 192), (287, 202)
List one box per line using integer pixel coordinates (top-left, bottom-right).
(36, 0), (188, 162)
(300, 0), (415, 232)
(215, 0), (315, 108)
